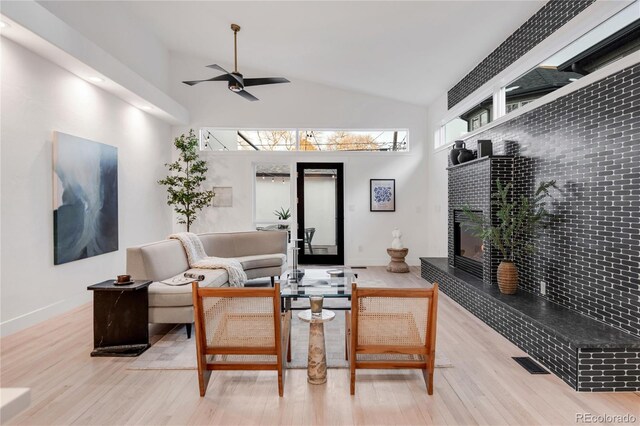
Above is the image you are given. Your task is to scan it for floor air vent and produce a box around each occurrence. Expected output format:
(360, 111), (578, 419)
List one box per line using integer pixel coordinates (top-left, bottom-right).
(512, 357), (549, 374)
(350, 266), (368, 269)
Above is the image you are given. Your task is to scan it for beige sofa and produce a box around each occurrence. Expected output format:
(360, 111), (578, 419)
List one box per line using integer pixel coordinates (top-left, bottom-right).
(126, 231), (288, 336)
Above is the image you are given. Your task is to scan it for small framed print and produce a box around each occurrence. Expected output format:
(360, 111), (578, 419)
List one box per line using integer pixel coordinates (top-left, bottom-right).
(370, 179), (395, 212)
(212, 187), (232, 207)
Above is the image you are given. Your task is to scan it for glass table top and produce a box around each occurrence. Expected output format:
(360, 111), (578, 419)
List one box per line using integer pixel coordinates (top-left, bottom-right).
(279, 268), (356, 298)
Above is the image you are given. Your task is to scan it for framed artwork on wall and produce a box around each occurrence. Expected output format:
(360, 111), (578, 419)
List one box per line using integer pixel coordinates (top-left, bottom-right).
(53, 132), (118, 265)
(212, 186), (232, 207)
(370, 179), (395, 212)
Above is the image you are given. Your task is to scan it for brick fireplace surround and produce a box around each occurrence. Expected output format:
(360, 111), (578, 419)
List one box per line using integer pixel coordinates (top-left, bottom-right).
(422, 62), (640, 392)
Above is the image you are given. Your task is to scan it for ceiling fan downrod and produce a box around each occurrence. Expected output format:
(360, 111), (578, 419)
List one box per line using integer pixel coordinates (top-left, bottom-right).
(231, 23), (240, 73)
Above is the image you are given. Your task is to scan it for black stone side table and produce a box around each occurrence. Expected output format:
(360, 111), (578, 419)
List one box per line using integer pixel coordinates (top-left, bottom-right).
(87, 279), (152, 357)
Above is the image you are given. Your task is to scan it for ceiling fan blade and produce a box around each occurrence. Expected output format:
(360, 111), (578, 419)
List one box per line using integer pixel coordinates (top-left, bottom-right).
(243, 77), (290, 87)
(206, 64), (243, 85)
(206, 64), (230, 74)
(237, 90), (259, 101)
(182, 75), (231, 86)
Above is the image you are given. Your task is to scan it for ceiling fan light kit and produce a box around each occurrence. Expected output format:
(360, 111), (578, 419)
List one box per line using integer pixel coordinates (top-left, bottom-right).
(182, 23), (290, 101)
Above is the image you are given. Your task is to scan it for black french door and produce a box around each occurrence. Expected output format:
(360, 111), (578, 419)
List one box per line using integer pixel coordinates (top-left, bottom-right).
(296, 163), (344, 265)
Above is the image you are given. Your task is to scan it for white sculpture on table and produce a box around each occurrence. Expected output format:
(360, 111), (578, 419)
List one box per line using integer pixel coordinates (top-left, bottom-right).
(391, 228), (404, 249)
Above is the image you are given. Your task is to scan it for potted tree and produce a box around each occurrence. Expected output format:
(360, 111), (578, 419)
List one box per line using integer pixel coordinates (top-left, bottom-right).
(463, 179), (555, 295)
(158, 129), (215, 232)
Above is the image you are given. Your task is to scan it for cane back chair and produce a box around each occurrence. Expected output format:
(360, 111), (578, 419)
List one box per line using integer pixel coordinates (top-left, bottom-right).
(347, 282), (439, 395)
(192, 282), (291, 397)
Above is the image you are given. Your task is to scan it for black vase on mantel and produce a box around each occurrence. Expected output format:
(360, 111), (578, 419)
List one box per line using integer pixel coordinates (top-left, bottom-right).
(458, 148), (475, 164)
(450, 140), (465, 165)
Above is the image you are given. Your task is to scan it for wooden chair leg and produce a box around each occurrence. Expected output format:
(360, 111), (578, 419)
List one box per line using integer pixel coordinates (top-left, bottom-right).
(197, 354), (212, 397)
(349, 335), (355, 395)
(280, 342), (287, 397)
(345, 311), (350, 361)
(350, 369), (356, 395)
(423, 363), (434, 395)
(278, 310), (290, 397)
(345, 337), (349, 360)
(277, 366), (284, 397)
(347, 310), (356, 394)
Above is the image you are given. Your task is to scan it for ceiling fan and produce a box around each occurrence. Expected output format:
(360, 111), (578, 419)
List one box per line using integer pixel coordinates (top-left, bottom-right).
(182, 24), (290, 101)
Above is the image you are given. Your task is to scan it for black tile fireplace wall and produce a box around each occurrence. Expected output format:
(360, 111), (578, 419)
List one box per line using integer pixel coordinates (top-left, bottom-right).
(455, 63), (640, 338)
(447, 158), (490, 282)
(447, 0), (595, 109)
(448, 157), (515, 286)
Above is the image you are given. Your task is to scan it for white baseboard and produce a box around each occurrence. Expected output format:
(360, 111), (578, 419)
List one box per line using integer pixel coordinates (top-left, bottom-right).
(0, 292), (91, 337)
(0, 388), (31, 423)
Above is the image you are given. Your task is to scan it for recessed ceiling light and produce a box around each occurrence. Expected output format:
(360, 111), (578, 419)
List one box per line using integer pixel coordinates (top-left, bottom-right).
(0, 21), (9, 29)
(88, 76), (104, 83)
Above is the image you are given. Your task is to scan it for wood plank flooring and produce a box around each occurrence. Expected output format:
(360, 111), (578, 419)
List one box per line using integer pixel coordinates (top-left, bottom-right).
(1, 267), (638, 425)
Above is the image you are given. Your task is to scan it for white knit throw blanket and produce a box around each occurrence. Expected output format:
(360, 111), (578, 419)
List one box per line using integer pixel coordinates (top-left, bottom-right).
(169, 232), (247, 287)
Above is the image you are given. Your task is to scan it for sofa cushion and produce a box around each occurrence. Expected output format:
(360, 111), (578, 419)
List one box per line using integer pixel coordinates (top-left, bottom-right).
(238, 253), (286, 270)
(126, 240), (189, 282)
(149, 269), (228, 307)
(199, 231), (288, 258)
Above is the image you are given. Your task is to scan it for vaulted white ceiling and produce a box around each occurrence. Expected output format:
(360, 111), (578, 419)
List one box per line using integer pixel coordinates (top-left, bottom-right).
(32, 1), (547, 107)
(120, 1), (544, 106)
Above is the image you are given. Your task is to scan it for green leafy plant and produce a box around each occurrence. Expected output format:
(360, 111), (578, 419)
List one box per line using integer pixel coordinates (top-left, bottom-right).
(463, 179), (556, 261)
(158, 129), (214, 231)
(274, 207), (291, 221)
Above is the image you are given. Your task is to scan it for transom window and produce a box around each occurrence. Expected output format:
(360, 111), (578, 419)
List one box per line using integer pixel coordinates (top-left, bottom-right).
(201, 129), (296, 151)
(299, 130), (407, 152)
(200, 128), (409, 152)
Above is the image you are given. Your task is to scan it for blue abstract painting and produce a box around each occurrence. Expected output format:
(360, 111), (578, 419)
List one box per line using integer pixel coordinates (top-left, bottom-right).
(53, 132), (118, 265)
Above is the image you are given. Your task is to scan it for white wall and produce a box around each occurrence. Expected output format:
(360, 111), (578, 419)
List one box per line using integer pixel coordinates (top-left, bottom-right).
(0, 38), (173, 336)
(37, 1), (170, 93)
(168, 52), (432, 265)
(424, 93), (450, 258)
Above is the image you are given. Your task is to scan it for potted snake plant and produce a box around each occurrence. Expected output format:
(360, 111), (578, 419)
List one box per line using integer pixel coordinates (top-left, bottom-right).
(274, 207), (291, 229)
(463, 179), (555, 295)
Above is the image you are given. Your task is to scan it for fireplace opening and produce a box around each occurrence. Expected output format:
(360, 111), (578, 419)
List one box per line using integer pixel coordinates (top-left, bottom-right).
(454, 210), (483, 278)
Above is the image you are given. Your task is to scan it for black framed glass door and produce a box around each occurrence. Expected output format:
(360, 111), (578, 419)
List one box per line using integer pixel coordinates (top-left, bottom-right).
(296, 163), (344, 265)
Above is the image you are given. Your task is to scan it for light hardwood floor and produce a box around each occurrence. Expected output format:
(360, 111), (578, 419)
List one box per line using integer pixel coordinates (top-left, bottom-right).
(1, 267), (638, 425)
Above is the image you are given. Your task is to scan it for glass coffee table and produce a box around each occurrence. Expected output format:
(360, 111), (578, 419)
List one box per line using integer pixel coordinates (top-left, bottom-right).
(279, 268), (356, 312)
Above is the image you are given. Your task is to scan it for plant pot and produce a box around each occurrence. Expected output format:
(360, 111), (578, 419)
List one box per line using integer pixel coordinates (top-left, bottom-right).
(497, 261), (518, 295)
(457, 148), (475, 164)
(449, 140), (465, 165)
